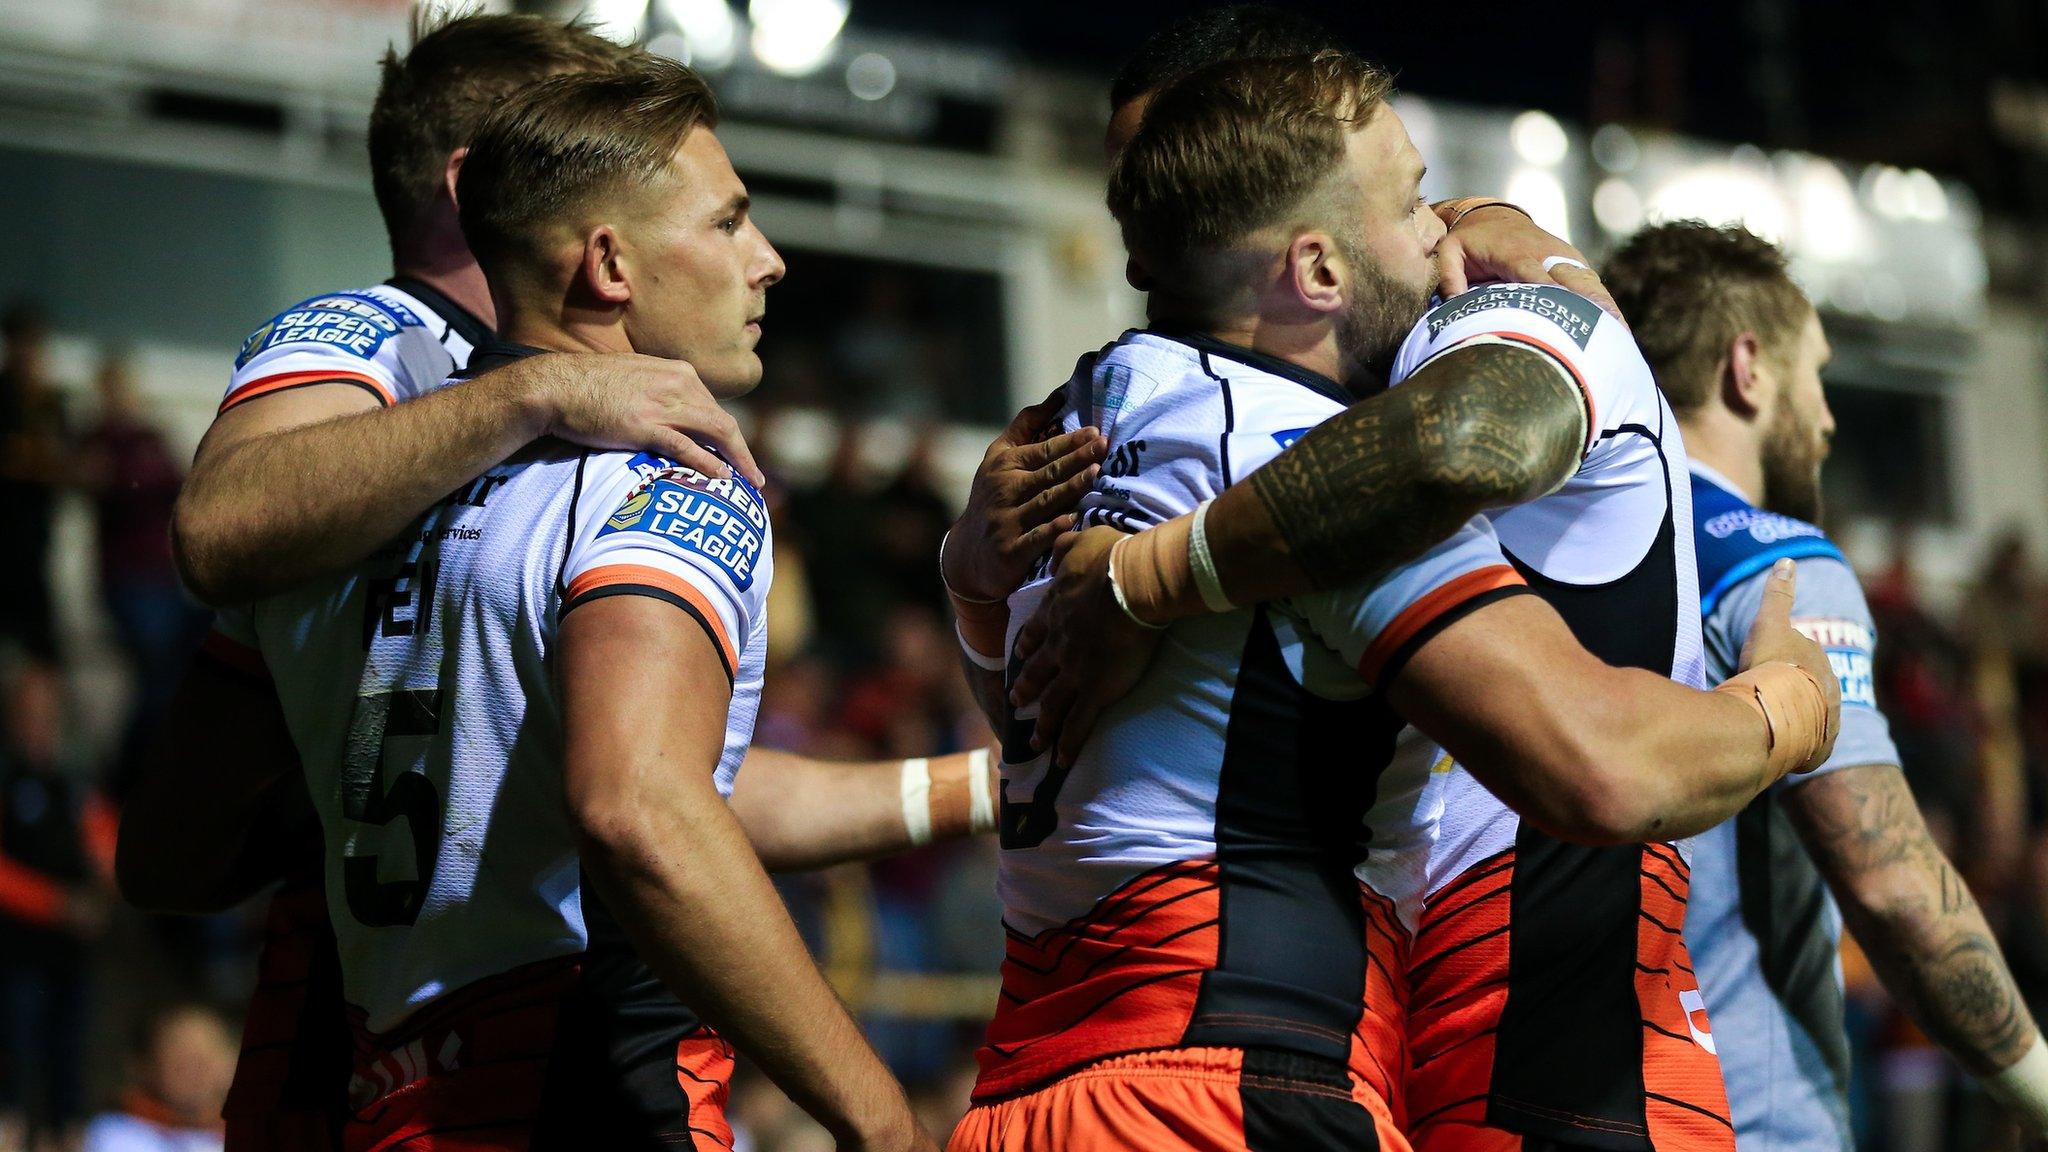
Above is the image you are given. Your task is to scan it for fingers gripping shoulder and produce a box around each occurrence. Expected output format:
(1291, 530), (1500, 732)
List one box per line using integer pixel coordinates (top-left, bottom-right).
(562, 451), (773, 681)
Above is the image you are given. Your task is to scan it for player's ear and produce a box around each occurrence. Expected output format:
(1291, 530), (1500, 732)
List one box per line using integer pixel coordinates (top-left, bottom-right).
(581, 225), (632, 306)
(1725, 330), (1769, 418)
(1288, 231), (1344, 316)
(442, 147), (469, 211)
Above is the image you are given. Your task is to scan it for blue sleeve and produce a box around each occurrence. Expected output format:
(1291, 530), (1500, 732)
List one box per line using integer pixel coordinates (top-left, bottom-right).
(1709, 555), (1900, 785)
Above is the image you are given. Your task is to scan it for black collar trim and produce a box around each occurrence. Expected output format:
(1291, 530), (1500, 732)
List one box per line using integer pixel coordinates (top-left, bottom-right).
(457, 340), (550, 379)
(387, 275), (496, 352)
(1140, 326), (1351, 404)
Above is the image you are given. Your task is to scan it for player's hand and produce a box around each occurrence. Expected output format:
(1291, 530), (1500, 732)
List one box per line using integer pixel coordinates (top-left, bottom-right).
(1009, 526), (1166, 765)
(1435, 203), (1624, 322)
(1737, 559), (1843, 771)
(943, 390), (1108, 603)
(521, 352), (765, 486)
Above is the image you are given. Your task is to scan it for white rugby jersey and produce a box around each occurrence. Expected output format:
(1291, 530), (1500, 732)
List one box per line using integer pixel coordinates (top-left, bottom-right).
(1387, 286), (1727, 1152)
(211, 344), (771, 1034)
(976, 328), (1529, 1103)
(223, 277), (490, 412)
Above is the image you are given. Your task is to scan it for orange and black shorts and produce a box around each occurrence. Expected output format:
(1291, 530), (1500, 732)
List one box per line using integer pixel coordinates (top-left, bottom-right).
(1405, 838), (1732, 1152)
(950, 1046), (1409, 1152)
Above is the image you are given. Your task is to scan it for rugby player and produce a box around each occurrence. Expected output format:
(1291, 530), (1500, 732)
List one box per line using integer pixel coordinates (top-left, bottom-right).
(122, 13), (1082, 1149)
(1603, 221), (2048, 1147)
(951, 52), (1836, 1152)
(136, 58), (934, 1151)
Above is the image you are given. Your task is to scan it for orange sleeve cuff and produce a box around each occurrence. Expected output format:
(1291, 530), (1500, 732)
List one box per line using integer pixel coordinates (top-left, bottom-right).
(1358, 564), (1527, 686)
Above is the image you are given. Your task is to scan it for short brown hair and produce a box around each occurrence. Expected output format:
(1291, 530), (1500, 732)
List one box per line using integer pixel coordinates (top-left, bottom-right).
(369, 10), (635, 258)
(1106, 50), (1394, 308)
(1602, 221), (1812, 413)
(457, 57), (719, 284)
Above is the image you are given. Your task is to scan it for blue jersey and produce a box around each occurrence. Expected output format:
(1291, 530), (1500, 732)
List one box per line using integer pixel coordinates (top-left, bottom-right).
(1683, 464), (1901, 1152)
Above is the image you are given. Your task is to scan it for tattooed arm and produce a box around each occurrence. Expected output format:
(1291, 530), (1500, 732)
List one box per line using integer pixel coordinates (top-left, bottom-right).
(1207, 340), (1584, 604)
(1783, 763), (2040, 1077)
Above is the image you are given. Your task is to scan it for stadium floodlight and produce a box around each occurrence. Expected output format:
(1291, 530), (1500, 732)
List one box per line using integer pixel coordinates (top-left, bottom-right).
(1505, 167), (1572, 244)
(1509, 110), (1569, 168)
(749, 0), (850, 77)
(655, 0), (742, 70)
(845, 52), (896, 100)
(584, 0), (650, 45)
(1592, 178), (1644, 237)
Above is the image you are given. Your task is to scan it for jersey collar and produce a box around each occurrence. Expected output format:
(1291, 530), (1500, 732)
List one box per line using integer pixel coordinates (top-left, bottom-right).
(387, 274), (496, 352)
(459, 340), (551, 378)
(1142, 326), (1351, 405)
(1688, 459), (1756, 506)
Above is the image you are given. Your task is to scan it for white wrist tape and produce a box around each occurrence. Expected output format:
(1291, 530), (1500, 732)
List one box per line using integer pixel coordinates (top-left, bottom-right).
(1188, 499), (1233, 614)
(1985, 1035), (2048, 1134)
(966, 748), (996, 835)
(955, 619), (1006, 671)
(1542, 255), (1589, 274)
(899, 757), (933, 847)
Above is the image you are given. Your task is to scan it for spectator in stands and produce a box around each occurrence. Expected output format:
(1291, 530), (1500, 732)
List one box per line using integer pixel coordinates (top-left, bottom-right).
(0, 304), (68, 663)
(79, 1003), (235, 1152)
(0, 660), (114, 1150)
(78, 353), (206, 799)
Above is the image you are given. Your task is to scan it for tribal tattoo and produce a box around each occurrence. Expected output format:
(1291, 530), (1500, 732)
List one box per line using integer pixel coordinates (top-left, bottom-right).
(1242, 342), (1586, 592)
(1786, 763), (2039, 1076)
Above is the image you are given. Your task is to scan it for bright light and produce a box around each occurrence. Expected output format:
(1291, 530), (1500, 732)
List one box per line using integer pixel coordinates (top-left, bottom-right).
(583, 0), (648, 44)
(1590, 124), (1638, 173)
(1592, 178), (1644, 236)
(749, 0), (849, 76)
(1510, 110), (1569, 167)
(1903, 169), (1949, 221)
(1792, 158), (1868, 263)
(845, 52), (896, 100)
(1864, 165), (1911, 220)
(1647, 164), (1788, 243)
(1505, 167), (1571, 244)
(656, 0), (741, 69)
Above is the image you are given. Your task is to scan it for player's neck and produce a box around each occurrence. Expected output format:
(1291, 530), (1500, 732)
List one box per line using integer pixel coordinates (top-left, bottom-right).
(1179, 313), (1345, 385)
(497, 307), (634, 357)
(1679, 412), (1767, 504)
(391, 249), (497, 333)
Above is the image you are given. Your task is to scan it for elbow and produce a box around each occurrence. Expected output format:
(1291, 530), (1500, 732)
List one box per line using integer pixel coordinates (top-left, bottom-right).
(1520, 734), (1669, 846)
(171, 496), (232, 608)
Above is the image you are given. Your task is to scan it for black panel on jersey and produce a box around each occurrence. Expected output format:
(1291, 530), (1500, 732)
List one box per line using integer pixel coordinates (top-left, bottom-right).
(455, 339), (551, 380)
(1241, 1048), (1380, 1152)
(1490, 825), (1653, 1149)
(1735, 791), (1851, 1096)
(530, 873), (712, 1150)
(1488, 425), (1678, 1150)
(1182, 606), (1401, 1062)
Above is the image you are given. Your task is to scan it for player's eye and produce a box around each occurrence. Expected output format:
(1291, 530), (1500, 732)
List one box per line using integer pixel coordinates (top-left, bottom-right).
(718, 216), (739, 234)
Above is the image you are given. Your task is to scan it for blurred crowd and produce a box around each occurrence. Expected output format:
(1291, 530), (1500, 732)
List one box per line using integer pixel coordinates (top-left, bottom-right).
(0, 291), (2046, 1151)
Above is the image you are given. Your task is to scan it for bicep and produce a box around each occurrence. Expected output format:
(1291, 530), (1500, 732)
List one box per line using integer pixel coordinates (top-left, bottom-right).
(558, 594), (735, 816)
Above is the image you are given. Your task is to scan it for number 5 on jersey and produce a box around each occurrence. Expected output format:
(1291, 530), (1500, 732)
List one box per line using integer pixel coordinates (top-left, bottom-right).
(341, 686), (446, 927)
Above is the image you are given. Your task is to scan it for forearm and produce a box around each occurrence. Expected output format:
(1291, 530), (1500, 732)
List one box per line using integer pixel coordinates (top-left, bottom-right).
(730, 746), (994, 871)
(579, 787), (909, 1142)
(177, 372), (546, 603)
(1212, 343), (1583, 608)
(1788, 765), (2040, 1076)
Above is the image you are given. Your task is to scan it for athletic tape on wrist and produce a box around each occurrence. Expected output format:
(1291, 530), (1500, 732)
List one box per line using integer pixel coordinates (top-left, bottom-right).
(900, 758), (933, 847)
(1188, 499), (1233, 614)
(1542, 256), (1590, 274)
(955, 620), (1007, 671)
(966, 748), (996, 835)
(1713, 661), (1832, 781)
(1107, 536), (1167, 630)
(1986, 1035), (2048, 1134)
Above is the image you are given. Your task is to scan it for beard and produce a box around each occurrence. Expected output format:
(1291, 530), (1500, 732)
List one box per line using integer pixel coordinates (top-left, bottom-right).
(1337, 241), (1437, 389)
(1761, 399), (1827, 523)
